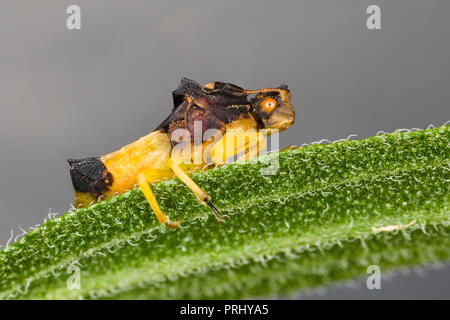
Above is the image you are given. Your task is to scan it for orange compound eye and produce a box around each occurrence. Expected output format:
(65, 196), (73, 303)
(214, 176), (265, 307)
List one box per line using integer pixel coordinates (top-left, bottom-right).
(262, 97), (277, 112)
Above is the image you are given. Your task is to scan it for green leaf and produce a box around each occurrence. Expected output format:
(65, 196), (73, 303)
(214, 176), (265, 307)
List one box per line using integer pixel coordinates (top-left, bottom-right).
(0, 125), (449, 299)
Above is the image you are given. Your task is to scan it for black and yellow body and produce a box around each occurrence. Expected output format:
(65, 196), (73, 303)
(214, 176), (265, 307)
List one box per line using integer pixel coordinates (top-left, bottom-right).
(69, 78), (295, 228)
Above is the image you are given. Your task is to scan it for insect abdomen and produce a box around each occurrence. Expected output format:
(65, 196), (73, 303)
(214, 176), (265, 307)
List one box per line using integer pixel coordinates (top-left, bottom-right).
(68, 157), (113, 207)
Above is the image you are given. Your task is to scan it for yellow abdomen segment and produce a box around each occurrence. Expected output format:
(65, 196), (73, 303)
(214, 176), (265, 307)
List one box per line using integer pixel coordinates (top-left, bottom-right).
(101, 130), (173, 196)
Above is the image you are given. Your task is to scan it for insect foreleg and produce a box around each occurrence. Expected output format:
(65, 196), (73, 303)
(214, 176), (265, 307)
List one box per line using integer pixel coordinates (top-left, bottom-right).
(211, 129), (267, 164)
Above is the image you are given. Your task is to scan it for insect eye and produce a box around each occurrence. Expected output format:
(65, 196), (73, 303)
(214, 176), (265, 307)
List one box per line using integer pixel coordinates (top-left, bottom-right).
(262, 97), (277, 112)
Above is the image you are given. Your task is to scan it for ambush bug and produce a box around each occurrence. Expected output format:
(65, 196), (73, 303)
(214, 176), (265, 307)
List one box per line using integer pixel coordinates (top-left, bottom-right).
(68, 78), (295, 229)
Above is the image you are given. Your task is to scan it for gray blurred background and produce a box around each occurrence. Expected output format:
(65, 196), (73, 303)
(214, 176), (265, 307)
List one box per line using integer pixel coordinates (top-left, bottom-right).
(0, 0), (449, 299)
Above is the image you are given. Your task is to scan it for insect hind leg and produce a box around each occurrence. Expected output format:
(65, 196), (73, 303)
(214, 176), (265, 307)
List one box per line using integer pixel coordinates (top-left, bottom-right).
(138, 170), (180, 229)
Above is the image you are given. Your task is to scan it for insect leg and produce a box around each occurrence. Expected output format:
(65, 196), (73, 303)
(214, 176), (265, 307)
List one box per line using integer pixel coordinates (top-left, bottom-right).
(211, 129), (267, 164)
(236, 144), (259, 161)
(168, 158), (224, 222)
(138, 171), (180, 229)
